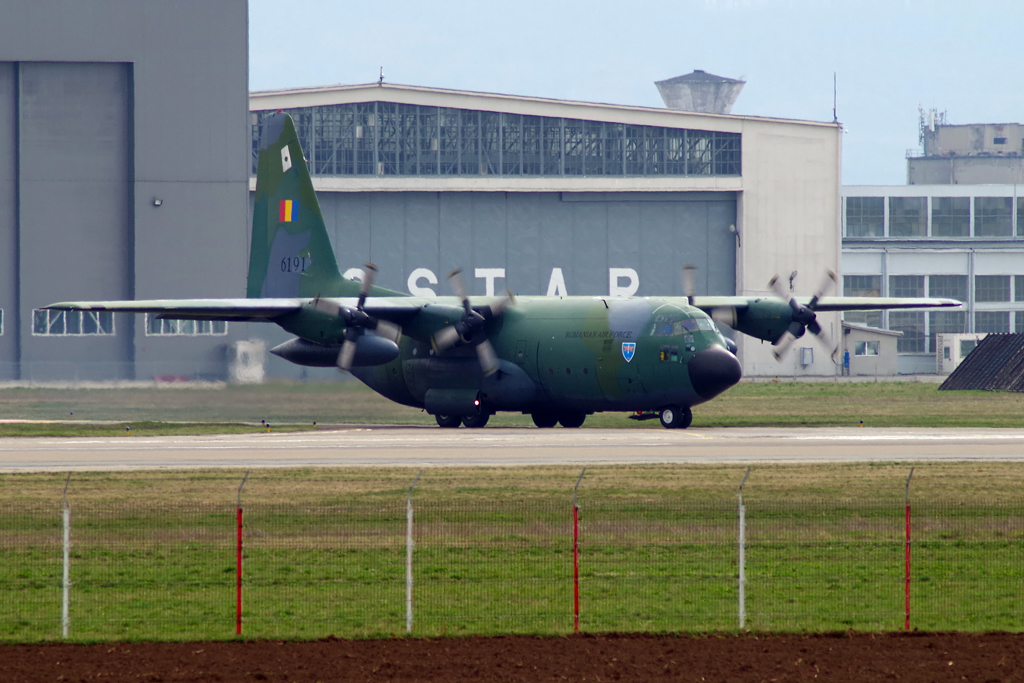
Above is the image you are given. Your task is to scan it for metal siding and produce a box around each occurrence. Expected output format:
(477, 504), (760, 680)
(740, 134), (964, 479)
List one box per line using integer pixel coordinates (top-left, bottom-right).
(18, 62), (132, 374)
(538, 195), (576, 294)
(0, 0), (249, 381)
(470, 194), (508, 289)
(310, 191), (736, 299)
(0, 63), (15, 376)
(438, 194), (474, 288)
(403, 192), (441, 284)
(504, 194), (541, 295)
(572, 202), (609, 295)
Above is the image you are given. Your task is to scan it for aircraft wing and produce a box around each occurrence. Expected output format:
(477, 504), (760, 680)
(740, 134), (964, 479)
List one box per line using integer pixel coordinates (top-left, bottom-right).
(44, 296), (466, 333)
(691, 296), (962, 312)
(44, 298), (304, 322)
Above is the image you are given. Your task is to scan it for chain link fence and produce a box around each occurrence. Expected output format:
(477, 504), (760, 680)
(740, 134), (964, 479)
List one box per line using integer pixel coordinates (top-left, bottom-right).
(1, 474), (1022, 641)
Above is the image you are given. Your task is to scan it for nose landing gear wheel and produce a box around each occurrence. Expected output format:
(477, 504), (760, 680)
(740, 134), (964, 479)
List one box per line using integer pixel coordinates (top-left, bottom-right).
(435, 414), (462, 428)
(462, 411), (491, 428)
(659, 405), (693, 429)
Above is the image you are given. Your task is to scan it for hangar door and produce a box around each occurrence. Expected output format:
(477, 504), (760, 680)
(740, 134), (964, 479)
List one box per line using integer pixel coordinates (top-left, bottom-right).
(316, 191), (737, 298)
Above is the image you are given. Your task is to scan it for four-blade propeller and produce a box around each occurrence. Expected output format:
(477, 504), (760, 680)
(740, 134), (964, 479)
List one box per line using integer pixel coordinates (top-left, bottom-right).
(431, 268), (515, 377)
(767, 269), (838, 362)
(312, 263), (402, 371)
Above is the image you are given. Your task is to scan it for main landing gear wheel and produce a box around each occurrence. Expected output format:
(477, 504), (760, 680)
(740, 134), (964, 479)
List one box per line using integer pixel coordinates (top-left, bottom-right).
(558, 411), (587, 428)
(462, 411), (490, 428)
(659, 405), (693, 429)
(435, 414), (462, 428)
(531, 412), (558, 428)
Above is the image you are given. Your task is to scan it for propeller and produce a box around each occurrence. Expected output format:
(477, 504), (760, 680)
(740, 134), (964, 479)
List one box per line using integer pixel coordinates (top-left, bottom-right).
(682, 265), (739, 327)
(312, 263), (402, 371)
(682, 264), (697, 305)
(431, 268), (515, 376)
(767, 269), (838, 362)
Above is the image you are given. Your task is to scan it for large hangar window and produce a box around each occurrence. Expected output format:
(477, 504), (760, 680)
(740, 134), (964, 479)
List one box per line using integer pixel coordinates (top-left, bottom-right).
(252, 104), (740, 178)
(32, 310), (114, 336)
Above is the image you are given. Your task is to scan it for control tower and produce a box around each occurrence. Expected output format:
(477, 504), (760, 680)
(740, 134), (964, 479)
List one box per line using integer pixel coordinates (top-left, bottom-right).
(655, 70), (745, 115)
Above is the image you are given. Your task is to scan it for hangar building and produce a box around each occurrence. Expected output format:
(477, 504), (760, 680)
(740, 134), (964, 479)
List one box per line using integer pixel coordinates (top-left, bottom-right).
(250, 82), (844, 379)
(0, 0), (250, 381)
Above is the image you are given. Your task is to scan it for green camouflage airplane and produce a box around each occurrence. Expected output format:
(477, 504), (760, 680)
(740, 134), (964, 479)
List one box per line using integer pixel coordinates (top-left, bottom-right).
(46, 113), (961, 429)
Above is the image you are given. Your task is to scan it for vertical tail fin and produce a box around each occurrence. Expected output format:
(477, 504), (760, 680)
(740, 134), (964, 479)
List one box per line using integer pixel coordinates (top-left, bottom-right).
(248, 113), (350, 298)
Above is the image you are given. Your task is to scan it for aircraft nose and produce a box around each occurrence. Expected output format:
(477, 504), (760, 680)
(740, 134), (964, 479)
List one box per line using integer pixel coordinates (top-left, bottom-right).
(688, 345), (742, 400)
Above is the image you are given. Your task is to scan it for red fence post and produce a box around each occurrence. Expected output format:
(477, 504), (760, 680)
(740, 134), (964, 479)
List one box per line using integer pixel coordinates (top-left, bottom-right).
(572, 468), (585, 633)
(236, 506), (243, 635)
(236, 471), (249, 637)
(904, 467), (914, 631)
(573, 503), (580, 633)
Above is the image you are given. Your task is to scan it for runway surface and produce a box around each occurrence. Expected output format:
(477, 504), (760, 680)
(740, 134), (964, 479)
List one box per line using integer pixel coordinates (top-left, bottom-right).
(1, 426), (1023, 471)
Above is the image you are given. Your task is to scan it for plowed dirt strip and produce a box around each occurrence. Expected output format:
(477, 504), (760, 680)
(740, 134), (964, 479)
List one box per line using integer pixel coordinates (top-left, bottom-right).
(2, 632), (1022, 682)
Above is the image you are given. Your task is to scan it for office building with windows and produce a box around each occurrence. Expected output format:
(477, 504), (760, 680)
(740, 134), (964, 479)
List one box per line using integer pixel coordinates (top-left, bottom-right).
(841, 184), (1024, 373)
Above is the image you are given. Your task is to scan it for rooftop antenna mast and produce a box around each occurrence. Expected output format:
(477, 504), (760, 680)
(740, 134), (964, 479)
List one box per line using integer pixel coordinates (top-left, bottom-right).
(832, 72), (838, 124)
(378, 66), (384, 86)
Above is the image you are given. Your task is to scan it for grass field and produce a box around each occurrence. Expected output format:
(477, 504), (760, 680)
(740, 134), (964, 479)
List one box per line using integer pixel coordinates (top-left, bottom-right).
(1, 464), (1021, 641)
(1, 379), (1024, 434)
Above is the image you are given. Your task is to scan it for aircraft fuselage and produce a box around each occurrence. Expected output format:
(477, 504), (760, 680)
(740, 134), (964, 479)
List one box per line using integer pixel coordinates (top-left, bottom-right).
(297, 295), (743, 417)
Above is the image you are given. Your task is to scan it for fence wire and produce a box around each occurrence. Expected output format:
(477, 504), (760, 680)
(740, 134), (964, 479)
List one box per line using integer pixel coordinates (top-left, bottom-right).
(1, 494), (1022, 641)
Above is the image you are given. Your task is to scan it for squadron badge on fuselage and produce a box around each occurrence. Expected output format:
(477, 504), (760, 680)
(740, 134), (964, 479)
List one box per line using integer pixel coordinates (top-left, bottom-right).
(621, 342), (636, 362)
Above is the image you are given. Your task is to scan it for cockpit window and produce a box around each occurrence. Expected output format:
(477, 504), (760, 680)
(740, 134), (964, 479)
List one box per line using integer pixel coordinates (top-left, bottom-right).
(648, 315), (711, 336)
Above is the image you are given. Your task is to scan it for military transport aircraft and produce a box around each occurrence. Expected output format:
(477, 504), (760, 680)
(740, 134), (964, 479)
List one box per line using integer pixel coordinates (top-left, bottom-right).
(46, 113), (960, 429)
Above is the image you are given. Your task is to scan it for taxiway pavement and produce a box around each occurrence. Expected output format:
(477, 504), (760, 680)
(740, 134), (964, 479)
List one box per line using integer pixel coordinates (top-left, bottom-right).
(1, 427), (1023, 472)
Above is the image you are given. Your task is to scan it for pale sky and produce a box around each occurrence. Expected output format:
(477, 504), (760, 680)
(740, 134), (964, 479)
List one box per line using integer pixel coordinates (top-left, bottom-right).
(249, 0), (1024, 186)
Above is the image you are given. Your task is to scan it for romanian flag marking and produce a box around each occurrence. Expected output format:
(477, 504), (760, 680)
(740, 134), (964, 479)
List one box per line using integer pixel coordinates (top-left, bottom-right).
(279, 199), (299, 222)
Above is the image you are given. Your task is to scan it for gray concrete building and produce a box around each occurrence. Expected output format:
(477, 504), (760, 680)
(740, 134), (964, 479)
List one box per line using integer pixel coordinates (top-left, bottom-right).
(908, 111), (1024, 184)
(0, 0), (250, 381)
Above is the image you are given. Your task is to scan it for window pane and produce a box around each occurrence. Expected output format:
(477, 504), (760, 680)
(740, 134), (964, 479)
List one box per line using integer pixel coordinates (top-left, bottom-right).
(844, 275), (881, 296)
(889, 196), (926, 237)
(929, 311), (967, 352)
(845, 197), (884, 237)
(1018, 197), (1024, 237)
(33, 310), (47, 335)
(931, 196), (970, 237)
(976, 311), (1009, 333)
(975, 275), (1010, 302)
(1017, 311), (1024, 333)
(81, 312), (97, 335)
(928, 275), (967, 301)
(842, 275), (882, 327)
(146, 314), (161, 334)
(889, 311), (925, 352)
(889, 275), (924, 298)
(65, 311), (80, 335)
(98, 312), (114, 335)
(974, 197), (1013, 237)
(500, 113), (521, 176)
(213, 321), (227, 335)
(1016, 276), (1024, 302)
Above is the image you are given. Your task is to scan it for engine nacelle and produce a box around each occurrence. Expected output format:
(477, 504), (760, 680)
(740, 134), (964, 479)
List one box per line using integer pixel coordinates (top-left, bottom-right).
(731, 299), (793, 344)
(270, 336), (399, 367)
